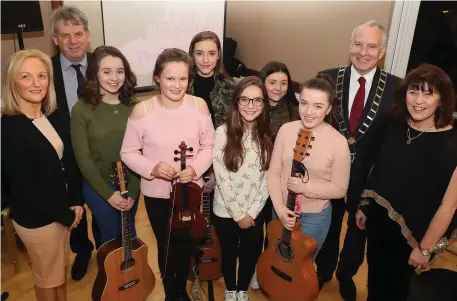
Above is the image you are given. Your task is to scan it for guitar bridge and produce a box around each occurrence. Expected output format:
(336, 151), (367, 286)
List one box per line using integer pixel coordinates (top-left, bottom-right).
(271, 265), (292, 282)
(119, 278), (139, 291)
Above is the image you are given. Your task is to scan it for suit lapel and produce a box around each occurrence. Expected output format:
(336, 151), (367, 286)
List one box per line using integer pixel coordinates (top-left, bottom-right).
(342, 65), (351, 122)
(52, 54), (70, 120)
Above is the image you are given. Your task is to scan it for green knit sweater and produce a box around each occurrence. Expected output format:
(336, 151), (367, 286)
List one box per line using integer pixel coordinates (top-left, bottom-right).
(71, 100), (140, 201)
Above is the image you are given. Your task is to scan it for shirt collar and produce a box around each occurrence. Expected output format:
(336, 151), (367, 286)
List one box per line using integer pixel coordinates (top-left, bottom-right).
(350, 65), (377, 87)
(60, 52), (88, 70)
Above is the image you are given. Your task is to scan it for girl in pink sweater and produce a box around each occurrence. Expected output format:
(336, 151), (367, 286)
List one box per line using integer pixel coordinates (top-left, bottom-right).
(268, 74), (351, 259)
(120, 48), (214, 301)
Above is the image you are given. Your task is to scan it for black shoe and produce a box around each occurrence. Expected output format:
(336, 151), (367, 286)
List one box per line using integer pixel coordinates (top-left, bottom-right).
(71, 252), (91, 281)
(318, 276), (332, 291)
(1, 292), (9, 301)
(339, 278), (356, 301)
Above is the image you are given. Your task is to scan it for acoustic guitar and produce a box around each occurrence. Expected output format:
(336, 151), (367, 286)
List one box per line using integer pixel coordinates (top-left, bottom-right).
(92, 161), (155, 301)
(257, 129), (319, 301)
(188, 169), (222, 282)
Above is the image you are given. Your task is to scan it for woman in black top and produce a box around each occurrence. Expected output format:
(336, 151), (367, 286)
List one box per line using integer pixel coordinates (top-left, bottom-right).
(356, 64), (457, 301)
(1, 49), (83, 301)
(188, 31), (235, 129)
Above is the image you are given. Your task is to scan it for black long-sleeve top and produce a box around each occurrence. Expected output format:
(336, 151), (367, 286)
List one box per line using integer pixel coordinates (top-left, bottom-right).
(1, 112), (83, 228)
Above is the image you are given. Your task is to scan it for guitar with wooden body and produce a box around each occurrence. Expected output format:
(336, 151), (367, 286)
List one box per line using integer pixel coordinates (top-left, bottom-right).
(92, 161), (155, 301)
(257, 128), (319, 301)
(188, 168), (222, 282)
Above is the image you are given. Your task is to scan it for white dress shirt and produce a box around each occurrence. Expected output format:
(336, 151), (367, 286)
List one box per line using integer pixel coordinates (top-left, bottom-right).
(60, 53), (88, 114)
(348, 65), (377, 117)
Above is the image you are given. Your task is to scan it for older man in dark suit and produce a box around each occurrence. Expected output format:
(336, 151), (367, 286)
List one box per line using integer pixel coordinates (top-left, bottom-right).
(315, 20), (401, 301)
(50, 5), (100, 281)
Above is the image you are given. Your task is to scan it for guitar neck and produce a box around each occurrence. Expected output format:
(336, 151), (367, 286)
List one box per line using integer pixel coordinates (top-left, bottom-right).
(120, 190), (133, 261)
(282, 159), (305, 243)
(202, 190), (212, 238)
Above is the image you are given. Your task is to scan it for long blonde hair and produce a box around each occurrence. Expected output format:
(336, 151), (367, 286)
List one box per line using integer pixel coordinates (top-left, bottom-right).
(2, 49), (57, 116)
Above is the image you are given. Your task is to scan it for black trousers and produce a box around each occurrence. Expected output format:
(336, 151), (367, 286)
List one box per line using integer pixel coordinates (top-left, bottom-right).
(213, 214), (263, 291)
(407, 269), (457, 301)
(144, 196), (194, 297)
(315, 198), (366, 282)
(69, 208), (100, 254)
(367, 203), (415, 301)
(259, 197), (273, 249)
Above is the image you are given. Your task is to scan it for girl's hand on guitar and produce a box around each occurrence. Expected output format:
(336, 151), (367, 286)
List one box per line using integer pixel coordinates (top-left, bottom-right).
(176, 166), (196, 183)
(203, 170), (216, 192)
(123, 197), (135, 211)
(237, 214), (255, 229)
(151, 161), (177, 180)
(108, 191), (130, 211)
(279, 207), (299, 230)
(287, 176), (306, 194)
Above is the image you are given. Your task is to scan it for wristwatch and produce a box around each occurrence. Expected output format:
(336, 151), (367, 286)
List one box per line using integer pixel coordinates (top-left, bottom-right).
(418, 244), (432, 256)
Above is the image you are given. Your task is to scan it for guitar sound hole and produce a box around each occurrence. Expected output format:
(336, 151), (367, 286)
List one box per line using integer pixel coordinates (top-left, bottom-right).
(276, 241), (294, 263)
(120, 258), (136, 271)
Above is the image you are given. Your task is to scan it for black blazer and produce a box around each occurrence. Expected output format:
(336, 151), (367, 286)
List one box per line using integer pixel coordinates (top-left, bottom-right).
(319, 65), (401, 211)
(1, 113), (83, 228)
(51, 52), (93, 129)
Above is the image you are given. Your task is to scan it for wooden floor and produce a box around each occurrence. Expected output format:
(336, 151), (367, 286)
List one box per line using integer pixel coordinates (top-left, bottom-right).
(2, 197), (457, 301)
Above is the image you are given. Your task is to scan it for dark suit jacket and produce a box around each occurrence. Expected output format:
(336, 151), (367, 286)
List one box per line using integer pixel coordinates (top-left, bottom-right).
(51, 52), (92, 207)
(1, 113), (83, 228)
(319, 65), (401, 211)
(51, 52), (93, 129)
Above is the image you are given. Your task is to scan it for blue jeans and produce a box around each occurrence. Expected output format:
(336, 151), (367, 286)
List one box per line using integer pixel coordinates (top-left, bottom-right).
(273, 203), (332, 260)
(83, 181), (139, 246)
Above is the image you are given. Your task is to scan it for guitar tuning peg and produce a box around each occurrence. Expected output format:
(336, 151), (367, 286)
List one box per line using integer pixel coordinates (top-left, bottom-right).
(306, 153), (310, 157)
(188, 147), (193, 152)
(311, 136), (315, 141)
(308, 145), (312, 149)
(174, 157), (179, 162)
(174, 150), (179, 155)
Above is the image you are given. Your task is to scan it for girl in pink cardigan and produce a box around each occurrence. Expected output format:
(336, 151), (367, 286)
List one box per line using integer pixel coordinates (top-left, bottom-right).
(268, 74), (351, 260)
(120, 48), (214, 301)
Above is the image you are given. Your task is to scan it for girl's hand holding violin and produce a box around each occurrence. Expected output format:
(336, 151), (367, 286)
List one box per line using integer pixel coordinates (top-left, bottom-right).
(151, 161), (178, 180)
(177, 166), (196, 183)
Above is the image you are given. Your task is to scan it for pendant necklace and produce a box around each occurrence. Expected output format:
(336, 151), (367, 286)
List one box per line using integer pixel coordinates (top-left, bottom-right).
(406, 122), (434, 144)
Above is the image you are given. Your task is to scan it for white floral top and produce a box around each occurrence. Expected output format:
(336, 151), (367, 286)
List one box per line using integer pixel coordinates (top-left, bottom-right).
(212, 124), (269, 221)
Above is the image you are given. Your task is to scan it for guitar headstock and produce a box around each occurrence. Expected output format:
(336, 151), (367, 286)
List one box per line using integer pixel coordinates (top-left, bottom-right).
(293, 128), (314, 161)
(111, 161), (128, 194)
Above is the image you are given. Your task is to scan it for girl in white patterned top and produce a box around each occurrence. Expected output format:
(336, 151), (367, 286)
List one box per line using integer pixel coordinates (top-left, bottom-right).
(212, 76), (273, 301)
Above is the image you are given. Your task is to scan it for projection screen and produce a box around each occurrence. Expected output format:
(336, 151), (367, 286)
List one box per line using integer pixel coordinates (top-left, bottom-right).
(102, 0), (226, 89)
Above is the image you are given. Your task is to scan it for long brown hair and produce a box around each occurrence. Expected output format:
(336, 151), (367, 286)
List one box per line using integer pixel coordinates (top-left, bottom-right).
(223, 76), (273, 172)
(83, 46), (137, 107)
(188, 31), (225, 76)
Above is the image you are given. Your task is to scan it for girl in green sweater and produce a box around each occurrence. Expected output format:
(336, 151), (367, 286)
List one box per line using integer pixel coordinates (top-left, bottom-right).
(71, 46), (140, 246)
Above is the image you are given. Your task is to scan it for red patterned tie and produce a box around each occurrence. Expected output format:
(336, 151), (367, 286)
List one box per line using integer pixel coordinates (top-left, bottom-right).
(349, 77), (366, 135)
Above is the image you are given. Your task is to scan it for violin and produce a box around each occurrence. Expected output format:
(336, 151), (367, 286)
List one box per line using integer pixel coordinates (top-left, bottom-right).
(169, 141), (208, 242)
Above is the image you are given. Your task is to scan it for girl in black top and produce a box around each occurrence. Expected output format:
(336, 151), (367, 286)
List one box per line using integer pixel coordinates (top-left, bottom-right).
(188, 30), (235, 129)
(356, 64), (457, 301)
(1, 49), (83, 301)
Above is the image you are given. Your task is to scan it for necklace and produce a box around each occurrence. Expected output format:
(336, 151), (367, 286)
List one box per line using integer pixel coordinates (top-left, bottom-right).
(112, 104), (119, 115)
(406, 122), (434, 144)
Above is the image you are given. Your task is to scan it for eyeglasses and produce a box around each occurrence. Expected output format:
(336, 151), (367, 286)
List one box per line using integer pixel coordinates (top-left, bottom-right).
(238, 96), (264, 107)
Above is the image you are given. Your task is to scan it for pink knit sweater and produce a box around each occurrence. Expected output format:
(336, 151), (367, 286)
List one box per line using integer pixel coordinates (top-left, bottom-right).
(268, 121), (351, 213)
(120, 95), (214, 199)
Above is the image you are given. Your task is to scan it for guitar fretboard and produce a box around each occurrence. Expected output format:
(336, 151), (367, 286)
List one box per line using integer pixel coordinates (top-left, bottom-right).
(202, 191), (212, 239)
(121, 191), (133, 261)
